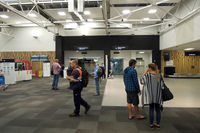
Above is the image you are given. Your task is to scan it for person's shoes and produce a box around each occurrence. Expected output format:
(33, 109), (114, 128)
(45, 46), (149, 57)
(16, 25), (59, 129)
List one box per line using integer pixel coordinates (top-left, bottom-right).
(55, 88), (59, 90)
(93, 94), (100, 96)
(85, 105), (91, 114)
(128, 116), (134, 120)
(136, 114), (145, 119)
(154, 124), (160, 129)
(69, 113), (80, 117)
(150, 124), (154, 129)
(52, 88), (55, 90)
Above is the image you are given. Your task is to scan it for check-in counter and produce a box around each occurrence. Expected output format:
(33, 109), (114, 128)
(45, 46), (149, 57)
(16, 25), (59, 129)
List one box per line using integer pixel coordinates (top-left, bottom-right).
(15, 70), (32, 82)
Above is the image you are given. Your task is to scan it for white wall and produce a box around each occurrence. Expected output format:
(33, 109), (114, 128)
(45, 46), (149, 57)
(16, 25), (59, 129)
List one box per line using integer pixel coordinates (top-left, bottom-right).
(0, 27), (55, 52)
(160, 0), (200, 50)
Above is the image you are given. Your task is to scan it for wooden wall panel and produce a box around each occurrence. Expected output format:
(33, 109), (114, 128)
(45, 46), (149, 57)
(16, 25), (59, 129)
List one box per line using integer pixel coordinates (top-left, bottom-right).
(161, 50), (200, 74)
(0, 51), (55, 73)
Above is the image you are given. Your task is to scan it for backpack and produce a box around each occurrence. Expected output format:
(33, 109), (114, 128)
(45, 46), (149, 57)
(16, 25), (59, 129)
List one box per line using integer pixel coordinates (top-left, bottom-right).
(72, 67), (89, 88)
(97, 67), (103, 77)
(81, 68), (89, 88)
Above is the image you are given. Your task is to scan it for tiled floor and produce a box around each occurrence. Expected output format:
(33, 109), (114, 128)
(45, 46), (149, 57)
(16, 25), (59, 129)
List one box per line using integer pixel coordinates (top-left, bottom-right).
(103, 76), (200, 107)
(0, 77), (200, 133)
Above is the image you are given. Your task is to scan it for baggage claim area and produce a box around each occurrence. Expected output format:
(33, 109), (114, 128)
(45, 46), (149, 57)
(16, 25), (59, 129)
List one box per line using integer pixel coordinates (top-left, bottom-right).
(0, 0), (200, 133)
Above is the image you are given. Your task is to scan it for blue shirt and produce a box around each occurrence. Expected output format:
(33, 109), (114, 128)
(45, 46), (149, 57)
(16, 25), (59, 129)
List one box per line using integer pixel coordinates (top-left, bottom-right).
(94, 65), (99, 78)
(123, 66), (140, 92)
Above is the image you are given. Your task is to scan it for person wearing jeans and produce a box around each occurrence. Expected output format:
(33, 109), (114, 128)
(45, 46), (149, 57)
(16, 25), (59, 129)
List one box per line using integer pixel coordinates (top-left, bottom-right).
(140, 63), (163, 129)
(149, 103), (161, 126)
(92, 61), (100, 96)
(52, 59), (61, 90)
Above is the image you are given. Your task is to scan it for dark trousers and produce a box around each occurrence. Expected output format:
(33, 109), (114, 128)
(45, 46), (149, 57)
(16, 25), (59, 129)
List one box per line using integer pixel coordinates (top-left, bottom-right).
(149, 103), (161, 124)
(73, 85), (89, 115)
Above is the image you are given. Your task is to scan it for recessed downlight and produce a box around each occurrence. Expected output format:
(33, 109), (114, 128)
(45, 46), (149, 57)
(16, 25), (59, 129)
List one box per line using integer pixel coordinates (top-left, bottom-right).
(184, 48), (195, 51)
(58, 11), (66, 16)
(28, 13), (37, 17)
(84, 11), (91, 15)
(148, 9), (157, 14)
(143, 18), (150, 21)
(87, 19), (93, 22)
(0, 15), (9, 19)
(122, 10), (130, 14)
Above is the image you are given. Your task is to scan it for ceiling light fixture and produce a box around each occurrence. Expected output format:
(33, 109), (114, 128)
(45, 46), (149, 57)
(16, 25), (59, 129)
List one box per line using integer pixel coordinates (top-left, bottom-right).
(122, 10), (130, 14)
(139, 51), (145, 54)
(87, 19), (93, 22)
(143, 17), (150, 21)
(122, 18), (127, 22)
(184, 48), (195, 51)
(84, 10), (91, 15)
(58, 11), (66, 16)
(28, 13), (37, 17)
(16, 21), (22, 24)
(65, 19), (72, 22)
(100, 5), (102, 8)
(0, 14), (9, 19)
(148, 9), (157, 14)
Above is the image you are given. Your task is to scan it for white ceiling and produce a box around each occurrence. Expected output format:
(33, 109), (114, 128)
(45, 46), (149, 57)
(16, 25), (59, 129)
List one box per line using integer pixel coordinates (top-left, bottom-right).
(0, 0), (183, 34)
(166, 40), (200, 50)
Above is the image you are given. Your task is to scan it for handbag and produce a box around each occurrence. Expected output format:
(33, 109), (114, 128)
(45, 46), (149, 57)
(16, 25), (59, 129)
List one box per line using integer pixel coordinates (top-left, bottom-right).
(160, 74), (174, 101)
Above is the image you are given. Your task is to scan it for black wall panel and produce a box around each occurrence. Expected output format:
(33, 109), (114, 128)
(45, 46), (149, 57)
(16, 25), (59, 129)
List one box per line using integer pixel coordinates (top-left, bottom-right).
(56, 35), (161, 69)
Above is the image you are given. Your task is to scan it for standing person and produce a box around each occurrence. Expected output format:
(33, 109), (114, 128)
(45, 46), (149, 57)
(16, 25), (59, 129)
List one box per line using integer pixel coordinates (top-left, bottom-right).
(92, 61), (100, 96)
(100, 63), (106, 79)
(67, 60), (91, 117)
(140, 63), (163, 129)
(51, 59), (61, 90)
(123, 59), (145, 120)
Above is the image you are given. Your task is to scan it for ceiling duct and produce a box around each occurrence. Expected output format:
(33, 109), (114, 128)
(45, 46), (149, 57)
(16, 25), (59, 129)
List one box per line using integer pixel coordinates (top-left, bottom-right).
(68, 0), (84, 21)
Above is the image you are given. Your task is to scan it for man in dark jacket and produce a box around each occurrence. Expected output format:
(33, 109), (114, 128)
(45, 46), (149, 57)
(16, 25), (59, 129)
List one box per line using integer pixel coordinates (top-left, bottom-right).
(123, 59), (144, 120)
(67, 60), (91, 117)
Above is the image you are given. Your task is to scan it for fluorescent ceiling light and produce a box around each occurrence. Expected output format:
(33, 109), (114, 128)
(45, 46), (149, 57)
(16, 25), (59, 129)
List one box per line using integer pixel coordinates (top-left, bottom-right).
(184, 48), (195, 51)
(123, 18), (127, 21)
(0, 15), (9, 19)
(143, 18), (150, 21)
(64, 23), (78, 29)
(58, 11), (66, 16)
(84, 11), (91, 15)
(87, 19), (93, 22)
(65, 19), (72, 22)
(28, 13), (37, 17)
(139, 51), (145, 54)
(15, 21), (22, 24)
(148, 9), (157, 14)
(122, 10), (130, 14)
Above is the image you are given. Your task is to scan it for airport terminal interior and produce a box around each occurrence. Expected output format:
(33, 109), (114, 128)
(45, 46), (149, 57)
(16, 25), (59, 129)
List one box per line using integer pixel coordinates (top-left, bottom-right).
(0, 0), (200, 133)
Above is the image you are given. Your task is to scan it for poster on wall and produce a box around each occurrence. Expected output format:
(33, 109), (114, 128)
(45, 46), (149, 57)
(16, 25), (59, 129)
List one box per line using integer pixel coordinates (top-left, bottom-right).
(43, 62), (50, 77)
(0, 62), (16, 84)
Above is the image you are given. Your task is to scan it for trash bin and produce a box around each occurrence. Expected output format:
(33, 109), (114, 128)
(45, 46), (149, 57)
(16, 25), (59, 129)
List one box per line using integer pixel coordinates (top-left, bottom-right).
(38, 71), (42, 78)
(35, 71), (38, 77)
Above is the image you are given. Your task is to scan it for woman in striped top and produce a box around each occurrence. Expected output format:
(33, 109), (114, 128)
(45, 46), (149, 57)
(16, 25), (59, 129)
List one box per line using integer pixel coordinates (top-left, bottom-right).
(140, 63), (163, 129)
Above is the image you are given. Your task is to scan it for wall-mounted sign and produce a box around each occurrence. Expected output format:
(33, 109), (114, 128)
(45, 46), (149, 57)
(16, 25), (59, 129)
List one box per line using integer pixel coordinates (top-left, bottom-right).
(31, 55), (48, 61)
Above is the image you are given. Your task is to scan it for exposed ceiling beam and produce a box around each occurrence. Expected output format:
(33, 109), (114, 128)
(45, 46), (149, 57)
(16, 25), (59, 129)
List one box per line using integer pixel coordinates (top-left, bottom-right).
(0, 1), (44, 27)
(102, 0), (110, 35)
(29, 0), (57, 24)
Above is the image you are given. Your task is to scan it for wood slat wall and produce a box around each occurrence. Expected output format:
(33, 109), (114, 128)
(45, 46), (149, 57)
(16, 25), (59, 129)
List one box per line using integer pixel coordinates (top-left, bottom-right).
(161, 50), (200, 73)
(0, 51), (55, 73)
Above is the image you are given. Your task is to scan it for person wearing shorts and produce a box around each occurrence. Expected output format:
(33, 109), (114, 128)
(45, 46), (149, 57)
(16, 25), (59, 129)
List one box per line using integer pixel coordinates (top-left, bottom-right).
(123, 59), (145, 120)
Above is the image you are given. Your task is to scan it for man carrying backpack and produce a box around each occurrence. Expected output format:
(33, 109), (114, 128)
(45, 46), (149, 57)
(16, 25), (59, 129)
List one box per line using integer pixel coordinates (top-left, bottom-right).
(67, 60), (91, 117)
(92, 61), (101, 96)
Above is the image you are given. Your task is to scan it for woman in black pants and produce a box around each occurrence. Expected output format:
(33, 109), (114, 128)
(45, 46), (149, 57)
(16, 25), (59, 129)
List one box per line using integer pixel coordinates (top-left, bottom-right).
(140, 63), (163, 129)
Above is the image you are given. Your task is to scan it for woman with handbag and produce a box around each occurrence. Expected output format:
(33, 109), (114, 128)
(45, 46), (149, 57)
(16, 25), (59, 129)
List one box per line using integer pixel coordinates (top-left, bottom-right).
(140, 63), (164, 129)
